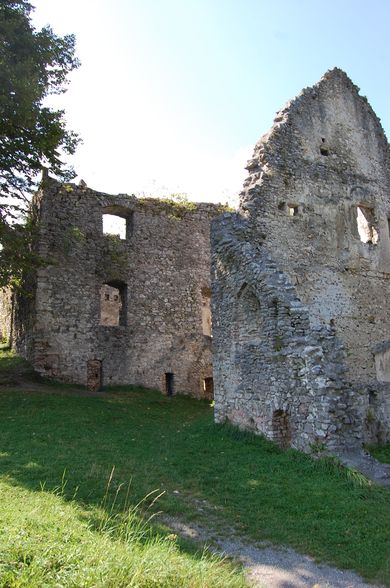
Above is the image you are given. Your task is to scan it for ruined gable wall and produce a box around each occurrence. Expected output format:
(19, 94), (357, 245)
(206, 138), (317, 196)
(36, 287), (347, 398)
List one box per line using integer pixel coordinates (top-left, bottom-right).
(21, 178), (221, 397)
(212, 69), (390, 451)
(212, 213), (361, 451)
(241, 69), (390, 385)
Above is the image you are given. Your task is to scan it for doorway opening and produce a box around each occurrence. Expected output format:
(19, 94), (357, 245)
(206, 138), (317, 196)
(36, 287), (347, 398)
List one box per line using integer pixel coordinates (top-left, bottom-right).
(165, 372), (174, 396)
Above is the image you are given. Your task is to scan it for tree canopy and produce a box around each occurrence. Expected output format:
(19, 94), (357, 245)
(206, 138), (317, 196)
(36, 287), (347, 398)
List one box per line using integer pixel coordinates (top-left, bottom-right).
(0, 0), (80, 288)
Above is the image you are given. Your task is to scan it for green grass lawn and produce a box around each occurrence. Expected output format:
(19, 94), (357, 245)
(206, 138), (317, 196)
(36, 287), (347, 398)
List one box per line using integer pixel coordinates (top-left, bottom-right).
(368, 445), (390, 464)
(0, 353), (389, 586)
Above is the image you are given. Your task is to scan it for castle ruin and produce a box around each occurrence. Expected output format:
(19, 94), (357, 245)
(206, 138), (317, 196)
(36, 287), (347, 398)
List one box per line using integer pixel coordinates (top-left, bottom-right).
(211, 69), (390, 452)
(1, 68), (389, 453)
(1, 178), (224, 397)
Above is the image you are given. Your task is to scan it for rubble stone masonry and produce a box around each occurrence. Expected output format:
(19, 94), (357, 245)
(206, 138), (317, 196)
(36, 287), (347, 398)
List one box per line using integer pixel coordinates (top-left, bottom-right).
(211, 69), (390, 451)
(2, 179), (225, 397)
(1, 68), (389, 453)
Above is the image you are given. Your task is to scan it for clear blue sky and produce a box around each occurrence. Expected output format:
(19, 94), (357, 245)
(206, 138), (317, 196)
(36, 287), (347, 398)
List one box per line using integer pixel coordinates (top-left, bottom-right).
(32, 0), (390, 203)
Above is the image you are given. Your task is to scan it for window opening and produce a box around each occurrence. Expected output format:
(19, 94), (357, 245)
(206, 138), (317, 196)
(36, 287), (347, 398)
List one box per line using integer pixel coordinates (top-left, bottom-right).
(102, 206), (133, 240)
(201, 286), (212, 337)
(356, 206), (378, 244)
(165, 372), (174, 396)
(320, 138), (329, 156)
(288, 204), (298, 217)
(375, 347), (390, 383)
(87, 360), (102, 392)
(202, 377), (214, 400)
(100, 282), (127, 326)
(103, 214), (127, 239)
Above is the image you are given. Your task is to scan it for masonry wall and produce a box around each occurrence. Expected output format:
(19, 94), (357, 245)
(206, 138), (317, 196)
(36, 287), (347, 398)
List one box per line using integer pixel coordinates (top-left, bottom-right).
(12, 178), (222, 397)
(0, 289), (12, 343)
(212, 69), (390, 451)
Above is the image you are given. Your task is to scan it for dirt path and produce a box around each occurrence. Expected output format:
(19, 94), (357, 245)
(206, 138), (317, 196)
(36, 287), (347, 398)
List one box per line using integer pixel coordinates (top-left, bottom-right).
(164, 517), (383, 588)
(337, 451), (390, 486)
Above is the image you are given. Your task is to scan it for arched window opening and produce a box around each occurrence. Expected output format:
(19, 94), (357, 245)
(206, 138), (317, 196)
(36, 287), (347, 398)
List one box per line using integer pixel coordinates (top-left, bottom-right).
(202, 376), (214, 400)
(100, 282), (127, 326)
(103, 214), (126, 239)
(201, 286), (212, 337)
(272, 409), (291, 448)
(234, 284), (262, 345)
(102, 206), (133, 240)
(356, 206), (378, 244)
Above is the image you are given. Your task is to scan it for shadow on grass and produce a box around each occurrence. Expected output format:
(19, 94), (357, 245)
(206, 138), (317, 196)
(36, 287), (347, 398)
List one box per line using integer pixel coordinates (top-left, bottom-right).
(0, 386), (389, 585)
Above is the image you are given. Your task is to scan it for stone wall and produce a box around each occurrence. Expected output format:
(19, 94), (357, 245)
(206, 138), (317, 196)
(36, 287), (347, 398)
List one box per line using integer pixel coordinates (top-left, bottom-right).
(8, 179), (225, 397)
(212, 69), (390, 451)
(0, 289), (12, 343)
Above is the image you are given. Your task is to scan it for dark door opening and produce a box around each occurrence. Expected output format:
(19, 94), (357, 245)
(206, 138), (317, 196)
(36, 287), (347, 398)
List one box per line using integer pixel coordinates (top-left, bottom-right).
(165, 372), (174, 397)
(87, 359), (102, 392)
(203, 377), (214, 400)
(272, 409), (291, 449)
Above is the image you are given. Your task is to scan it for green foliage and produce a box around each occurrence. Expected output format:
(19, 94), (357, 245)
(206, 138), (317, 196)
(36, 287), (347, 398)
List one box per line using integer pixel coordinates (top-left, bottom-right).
(0, 349), (39, 384)
(216, 203), (236, 213)
(136, 192), (236, 219)
(0, 480), (246, 588)
(63, 225), (86, 255)
(0, 355), (389, 585)
(0, 0), (80, 288)
(160, 193), (197, 218)
(0, 216), (41, 288)
(368, 445), (390, 464)
(137, 193), (197, 219)
(103, 233), (128, 266)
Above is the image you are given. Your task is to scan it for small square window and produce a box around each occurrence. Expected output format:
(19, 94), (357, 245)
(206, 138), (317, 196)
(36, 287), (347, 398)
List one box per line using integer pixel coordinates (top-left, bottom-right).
(103, 214), (127, 239)
(288, 205), (298, 217)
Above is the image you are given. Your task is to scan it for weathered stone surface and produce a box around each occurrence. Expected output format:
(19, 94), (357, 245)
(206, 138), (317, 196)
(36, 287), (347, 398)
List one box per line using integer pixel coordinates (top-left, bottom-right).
(1, 179), (224, 398)
(211, 68), (390, 452)
(0, 289), (12, 342)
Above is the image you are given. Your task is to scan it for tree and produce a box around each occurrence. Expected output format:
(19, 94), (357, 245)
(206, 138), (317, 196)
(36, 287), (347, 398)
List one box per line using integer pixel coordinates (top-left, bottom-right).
(0, 0), (80, 288)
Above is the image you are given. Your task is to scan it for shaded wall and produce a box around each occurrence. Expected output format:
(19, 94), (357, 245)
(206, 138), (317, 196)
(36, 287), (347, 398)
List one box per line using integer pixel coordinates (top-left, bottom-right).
(212, 69), (390, 451)
(11, 179), (224, 398)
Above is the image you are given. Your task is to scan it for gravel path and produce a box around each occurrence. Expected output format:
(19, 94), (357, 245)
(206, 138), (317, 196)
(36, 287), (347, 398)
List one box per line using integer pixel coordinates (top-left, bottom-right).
(337, 450), (390, 486)
(165, 517), (383, 588)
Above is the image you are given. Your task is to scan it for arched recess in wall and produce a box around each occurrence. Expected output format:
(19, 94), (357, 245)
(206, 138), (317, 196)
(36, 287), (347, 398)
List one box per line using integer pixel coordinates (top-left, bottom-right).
(349, 187), (379, 245)
(102, 205), (133, 240)
(100, 280), (128, 326)
(272, 409), (291, 448)
(201, 286), (212, 337)
(232, 283), (263, 347)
